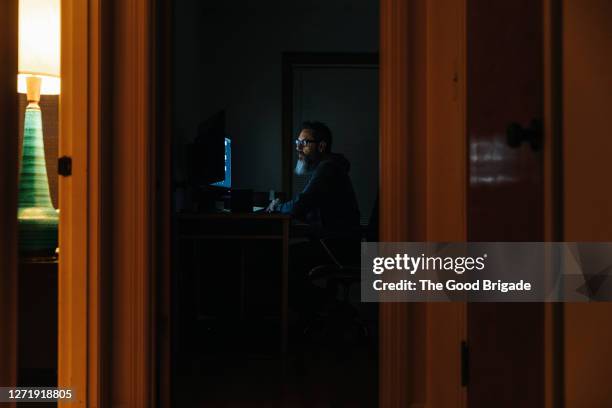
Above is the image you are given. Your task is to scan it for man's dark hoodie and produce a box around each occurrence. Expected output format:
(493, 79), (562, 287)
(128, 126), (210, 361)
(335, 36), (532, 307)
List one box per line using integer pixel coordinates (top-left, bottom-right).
(279, 153), (360, 238)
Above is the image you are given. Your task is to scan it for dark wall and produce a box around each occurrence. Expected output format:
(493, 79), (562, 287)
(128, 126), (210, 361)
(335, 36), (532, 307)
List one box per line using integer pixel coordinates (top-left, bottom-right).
(173, 0), (378, 191)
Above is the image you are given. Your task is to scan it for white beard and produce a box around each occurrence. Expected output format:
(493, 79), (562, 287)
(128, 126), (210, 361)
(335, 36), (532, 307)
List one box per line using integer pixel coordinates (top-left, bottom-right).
(294, 159), (310, 176)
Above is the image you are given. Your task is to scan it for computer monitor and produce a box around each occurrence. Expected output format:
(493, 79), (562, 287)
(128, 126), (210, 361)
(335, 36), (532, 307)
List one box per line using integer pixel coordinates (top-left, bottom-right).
(186, 111), (227, 187)
(211, 137), (231, 189)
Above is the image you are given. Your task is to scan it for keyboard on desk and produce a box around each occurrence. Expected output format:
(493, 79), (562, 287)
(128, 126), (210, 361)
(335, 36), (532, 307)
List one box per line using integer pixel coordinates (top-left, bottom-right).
(220, 206), (266, 213)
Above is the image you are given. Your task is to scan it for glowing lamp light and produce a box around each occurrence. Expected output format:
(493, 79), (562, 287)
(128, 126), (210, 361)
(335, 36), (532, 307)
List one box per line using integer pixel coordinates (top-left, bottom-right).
(18, 0), (61, 95)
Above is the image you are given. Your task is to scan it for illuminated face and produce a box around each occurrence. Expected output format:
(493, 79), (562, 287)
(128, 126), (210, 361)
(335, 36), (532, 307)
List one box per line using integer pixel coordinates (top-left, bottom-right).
(296, 129), (319, 155)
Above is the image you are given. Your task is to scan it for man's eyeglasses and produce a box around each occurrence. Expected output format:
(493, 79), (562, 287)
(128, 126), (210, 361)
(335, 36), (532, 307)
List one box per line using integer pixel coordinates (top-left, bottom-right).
(295, 139), (318, 148)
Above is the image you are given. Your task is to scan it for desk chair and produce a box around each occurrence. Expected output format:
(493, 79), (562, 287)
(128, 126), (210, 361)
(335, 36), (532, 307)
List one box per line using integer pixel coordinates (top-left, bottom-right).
(302, 198), (379, 353)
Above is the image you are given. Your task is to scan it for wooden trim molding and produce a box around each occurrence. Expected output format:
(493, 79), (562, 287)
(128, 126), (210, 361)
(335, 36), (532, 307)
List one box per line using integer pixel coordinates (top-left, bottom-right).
(0, 1), (19, 405)
(87, 0), (111, 405)
(156, 0), (173, 406)
(379, 0), (466, 406)
(543, 1), (564, 407)
(424, 0), (467, 405)
(59, 0), (95, 406)
(107, 0), (156, 406)
(379, 0), (427, 406)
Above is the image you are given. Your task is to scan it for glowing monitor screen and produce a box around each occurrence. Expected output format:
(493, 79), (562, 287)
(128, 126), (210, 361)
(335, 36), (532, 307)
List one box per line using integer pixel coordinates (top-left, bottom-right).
(211, 137), (231, 189)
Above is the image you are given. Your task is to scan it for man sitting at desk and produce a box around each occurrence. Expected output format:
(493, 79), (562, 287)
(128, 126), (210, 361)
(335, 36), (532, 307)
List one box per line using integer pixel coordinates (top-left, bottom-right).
(266, 121), (360, 238)
(267, 121), (361, 326)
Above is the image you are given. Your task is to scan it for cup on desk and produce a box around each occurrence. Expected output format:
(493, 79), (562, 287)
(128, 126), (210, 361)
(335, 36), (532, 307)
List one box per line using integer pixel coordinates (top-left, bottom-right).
(230, 189), (253, 213)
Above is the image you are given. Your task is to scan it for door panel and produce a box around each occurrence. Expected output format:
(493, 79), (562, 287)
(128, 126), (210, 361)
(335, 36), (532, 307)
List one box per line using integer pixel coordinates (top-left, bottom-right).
(467, 1), (544, 407)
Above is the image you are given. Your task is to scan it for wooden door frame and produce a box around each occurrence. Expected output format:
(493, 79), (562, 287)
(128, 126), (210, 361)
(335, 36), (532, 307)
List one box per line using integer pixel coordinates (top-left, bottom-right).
(155, 0), (469, 406)
(106, 1), (156, 405)
(59, 0), (108, 406)
(0, 2), (19, 406)
(543, 0), (564, 407)
(156, 0), (173, 406)
(59, 0), (159, 406)
(379, 0), (467, 407)
(158, 1), (467, 404)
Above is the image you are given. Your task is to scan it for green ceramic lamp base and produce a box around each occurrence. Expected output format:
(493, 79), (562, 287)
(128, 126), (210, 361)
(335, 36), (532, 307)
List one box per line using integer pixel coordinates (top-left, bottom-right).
(17, 105), (58, 256)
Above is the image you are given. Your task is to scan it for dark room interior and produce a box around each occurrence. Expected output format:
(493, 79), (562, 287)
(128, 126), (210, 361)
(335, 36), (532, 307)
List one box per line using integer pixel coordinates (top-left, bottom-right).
(172, 1), (380, 406)
(2, 0), (612, 407)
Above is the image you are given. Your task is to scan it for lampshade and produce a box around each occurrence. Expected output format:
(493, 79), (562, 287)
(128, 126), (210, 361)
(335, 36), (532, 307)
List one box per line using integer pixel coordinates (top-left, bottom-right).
(18, 0), (61, 95)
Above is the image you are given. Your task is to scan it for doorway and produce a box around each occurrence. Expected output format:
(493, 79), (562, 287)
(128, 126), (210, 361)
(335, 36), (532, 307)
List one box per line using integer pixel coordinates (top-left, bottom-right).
(169, 1), (380, 407)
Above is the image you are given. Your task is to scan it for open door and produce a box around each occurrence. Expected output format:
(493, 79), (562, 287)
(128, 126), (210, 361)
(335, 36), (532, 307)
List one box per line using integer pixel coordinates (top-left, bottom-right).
(378, 0), (566, 406)
(466, 1), (546, 406)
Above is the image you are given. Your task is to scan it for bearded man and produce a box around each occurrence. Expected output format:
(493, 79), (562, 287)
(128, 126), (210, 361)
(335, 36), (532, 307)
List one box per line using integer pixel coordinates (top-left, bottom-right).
(266, 121), (360, 239)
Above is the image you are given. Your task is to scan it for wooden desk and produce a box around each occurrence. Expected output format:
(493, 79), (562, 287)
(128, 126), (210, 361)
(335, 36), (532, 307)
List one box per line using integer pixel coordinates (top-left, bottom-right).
(177, 213), (291, 358)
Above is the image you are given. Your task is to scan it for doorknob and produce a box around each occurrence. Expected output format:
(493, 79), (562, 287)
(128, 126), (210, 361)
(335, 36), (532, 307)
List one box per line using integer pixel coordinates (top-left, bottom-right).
(506, 119), (542, 151)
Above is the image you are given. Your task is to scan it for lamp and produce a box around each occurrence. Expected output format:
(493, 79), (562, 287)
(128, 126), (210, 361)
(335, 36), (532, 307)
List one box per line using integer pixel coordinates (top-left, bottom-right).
(17, 0), (60, 257)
